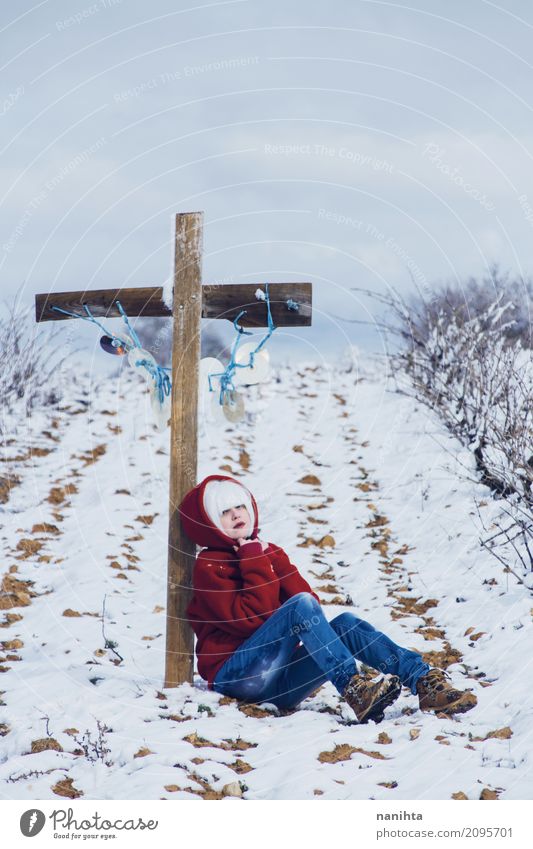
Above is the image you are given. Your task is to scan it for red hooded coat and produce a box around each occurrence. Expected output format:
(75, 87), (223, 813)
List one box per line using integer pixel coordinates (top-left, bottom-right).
(179, 474), (319, 688)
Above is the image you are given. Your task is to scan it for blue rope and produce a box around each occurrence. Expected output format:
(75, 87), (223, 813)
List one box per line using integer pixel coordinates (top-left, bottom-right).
(134, 357), (172, 404)
(208, 283), (278, 405)
(51, 304), (130, 350)
(50, 302), (171, 405)
(115, 300), (143, 348)
(115, 300), (171, 404)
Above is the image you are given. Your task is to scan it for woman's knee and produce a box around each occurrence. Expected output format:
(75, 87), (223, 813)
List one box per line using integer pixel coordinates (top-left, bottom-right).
(287, 592), (323, 629)
(290, 592), (321, 612)
(330, 611), (362, 634)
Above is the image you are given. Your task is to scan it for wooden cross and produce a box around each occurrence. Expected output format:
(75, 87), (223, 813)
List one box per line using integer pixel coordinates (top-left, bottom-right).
(35, 211), (313, 688)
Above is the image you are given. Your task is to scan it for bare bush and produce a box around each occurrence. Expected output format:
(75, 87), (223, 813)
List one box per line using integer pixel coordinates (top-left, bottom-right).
(477, 500), (533, 587)
(0, 300), (71, 429)
(71, 720), (113, 766)
(395, 297), (531, 506)
(351, 273), (532, 579)
(401, 266), (532, 350)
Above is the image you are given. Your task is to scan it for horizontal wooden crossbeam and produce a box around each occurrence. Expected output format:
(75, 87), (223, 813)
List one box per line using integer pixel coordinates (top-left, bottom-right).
(35, 283), (312, 327)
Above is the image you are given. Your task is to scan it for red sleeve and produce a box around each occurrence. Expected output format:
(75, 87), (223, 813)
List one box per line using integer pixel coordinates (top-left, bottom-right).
(266, 543), (320, 603)
(192, 542), (281, 637)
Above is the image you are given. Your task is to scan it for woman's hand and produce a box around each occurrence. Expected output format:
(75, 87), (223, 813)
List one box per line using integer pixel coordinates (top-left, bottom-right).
(233, 536), (268, 552)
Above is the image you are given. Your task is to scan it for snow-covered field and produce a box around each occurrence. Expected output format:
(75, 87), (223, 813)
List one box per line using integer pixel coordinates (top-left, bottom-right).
(0, 358), (531, 800)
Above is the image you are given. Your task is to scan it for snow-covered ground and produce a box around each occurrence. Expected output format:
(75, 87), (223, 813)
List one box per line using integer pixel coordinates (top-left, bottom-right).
(0, 358), (531, 800)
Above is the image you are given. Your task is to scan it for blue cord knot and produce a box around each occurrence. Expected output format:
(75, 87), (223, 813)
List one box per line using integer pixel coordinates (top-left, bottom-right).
(208, 282), (277, 405)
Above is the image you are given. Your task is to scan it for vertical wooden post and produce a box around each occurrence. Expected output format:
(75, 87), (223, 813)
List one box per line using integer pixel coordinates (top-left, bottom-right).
(164, 212), (203, 687)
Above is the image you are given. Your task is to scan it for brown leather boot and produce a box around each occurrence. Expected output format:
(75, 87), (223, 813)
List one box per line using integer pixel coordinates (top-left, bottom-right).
(343, 674), (401, 723)
(416, 668), (477, 715)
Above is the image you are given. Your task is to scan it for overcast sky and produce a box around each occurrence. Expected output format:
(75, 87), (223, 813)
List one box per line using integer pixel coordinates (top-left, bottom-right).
(2, 0), (533, 362)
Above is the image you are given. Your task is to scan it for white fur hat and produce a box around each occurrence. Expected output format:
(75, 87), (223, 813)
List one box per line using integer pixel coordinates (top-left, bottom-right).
(203, 479), (254, 537)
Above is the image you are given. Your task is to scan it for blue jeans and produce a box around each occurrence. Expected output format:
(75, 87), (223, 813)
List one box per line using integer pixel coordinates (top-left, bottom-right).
(212, 593), (430, 710)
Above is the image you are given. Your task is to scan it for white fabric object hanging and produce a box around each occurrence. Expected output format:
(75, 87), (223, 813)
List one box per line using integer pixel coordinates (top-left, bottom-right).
(150, 383), (171, 431)
(209, 390), (228, 425)
(127, 347), (169, 429)
(233, 343), (270, 386)
(199, 357), (226, 425)
(127, 347), (157, 380)
(222, 391), (245, 423)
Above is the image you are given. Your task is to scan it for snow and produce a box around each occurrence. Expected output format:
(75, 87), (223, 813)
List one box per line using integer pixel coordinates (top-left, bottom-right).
(162, 279), (173, 311)
(0, 359), (531, 801)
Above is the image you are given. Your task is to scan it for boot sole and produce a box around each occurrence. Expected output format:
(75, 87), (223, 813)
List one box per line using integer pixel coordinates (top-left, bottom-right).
(359, 675), (402, 724)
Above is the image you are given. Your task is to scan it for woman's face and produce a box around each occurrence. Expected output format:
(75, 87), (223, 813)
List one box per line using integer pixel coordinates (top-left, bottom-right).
(220, 503), (251, 538)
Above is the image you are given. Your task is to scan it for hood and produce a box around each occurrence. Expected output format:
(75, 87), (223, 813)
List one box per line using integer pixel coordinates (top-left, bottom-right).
(178, 474), (259, 550)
